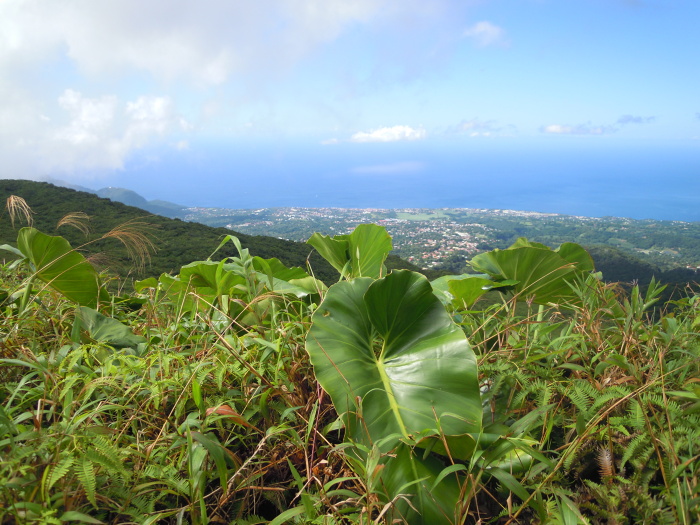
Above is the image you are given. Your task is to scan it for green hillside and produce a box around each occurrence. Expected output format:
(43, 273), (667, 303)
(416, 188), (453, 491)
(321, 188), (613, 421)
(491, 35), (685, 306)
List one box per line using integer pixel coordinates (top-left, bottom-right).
(95, 187), (187, 218)
(0, 180), (422, 284)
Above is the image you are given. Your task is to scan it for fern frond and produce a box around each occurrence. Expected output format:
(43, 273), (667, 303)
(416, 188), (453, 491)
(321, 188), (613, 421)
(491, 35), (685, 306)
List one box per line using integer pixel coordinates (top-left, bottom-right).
(625, 399), (645, 429)
(86, 447), (128, 483)
(567, 381), (595, 418)
(590, 386), (631, 412)
(76, 457), (97, 508)
(46, 455), (75, 490)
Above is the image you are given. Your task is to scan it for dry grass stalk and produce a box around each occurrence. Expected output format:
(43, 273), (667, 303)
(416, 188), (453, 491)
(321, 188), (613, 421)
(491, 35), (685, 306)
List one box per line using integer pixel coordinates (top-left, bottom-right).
(100, 219), (158, 272)
(57, 212), (91, 236)
(6, 195), (34, 227)
(86, 251), (113, 270)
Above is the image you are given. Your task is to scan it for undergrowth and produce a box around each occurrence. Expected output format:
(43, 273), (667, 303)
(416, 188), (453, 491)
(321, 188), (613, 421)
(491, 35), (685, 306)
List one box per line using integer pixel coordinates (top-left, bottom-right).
(1, 211), (698, 524)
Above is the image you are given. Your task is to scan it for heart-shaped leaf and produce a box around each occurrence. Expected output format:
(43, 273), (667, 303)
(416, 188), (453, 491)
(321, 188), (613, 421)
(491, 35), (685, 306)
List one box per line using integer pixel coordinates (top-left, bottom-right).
(306, 270), (482, 446)
(16, 227), (107, 308)
(469, 238), (594, 305)
(307, 224), (392, 280)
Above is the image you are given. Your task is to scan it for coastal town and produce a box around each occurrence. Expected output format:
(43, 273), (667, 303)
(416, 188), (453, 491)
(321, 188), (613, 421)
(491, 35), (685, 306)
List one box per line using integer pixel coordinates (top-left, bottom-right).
(184, 206), (700, 271)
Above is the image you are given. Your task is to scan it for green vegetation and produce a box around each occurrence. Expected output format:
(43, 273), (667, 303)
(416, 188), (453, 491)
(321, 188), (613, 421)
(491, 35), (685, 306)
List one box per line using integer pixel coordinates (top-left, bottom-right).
(0, 181), (423, 287)
(185, 207), (700, 286)
(1, 206), (698, 524)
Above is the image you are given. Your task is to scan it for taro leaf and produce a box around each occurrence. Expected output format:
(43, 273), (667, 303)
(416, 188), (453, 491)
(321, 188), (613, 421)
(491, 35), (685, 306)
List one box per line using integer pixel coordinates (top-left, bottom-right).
(508, 237), (550, 250)
(77, 306), (146, 349)
(448, 277), (503, 308)
(252, 256), (326, 297)
(157, 273), (211, 312)
(252, 256), (308, 282)
(557, 242), (595, 271)
(306, 232), (350, 277)
(430, 273), (489, 304)
(379, 443), (463, 525)
(180, 260), (246, 298)
(134, 277), (158, 292)
(16, 227), (107, 308)
(306, 270), (481, 447)
(307, 224), (392, 279)
(469, 239), (593, 305)
(431, 274), (517, 308)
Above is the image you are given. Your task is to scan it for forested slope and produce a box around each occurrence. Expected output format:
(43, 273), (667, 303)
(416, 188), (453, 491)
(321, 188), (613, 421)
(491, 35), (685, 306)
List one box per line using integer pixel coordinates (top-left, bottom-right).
(0, 180), (422, 284)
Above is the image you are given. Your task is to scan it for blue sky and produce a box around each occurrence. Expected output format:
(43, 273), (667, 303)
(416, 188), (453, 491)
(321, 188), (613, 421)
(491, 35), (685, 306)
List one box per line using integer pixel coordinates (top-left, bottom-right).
(1, 0), (699, 216)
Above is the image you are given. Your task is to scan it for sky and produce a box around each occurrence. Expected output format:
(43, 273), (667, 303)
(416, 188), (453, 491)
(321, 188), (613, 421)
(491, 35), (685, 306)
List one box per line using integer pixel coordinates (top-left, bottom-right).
(1, 0), (699, 218)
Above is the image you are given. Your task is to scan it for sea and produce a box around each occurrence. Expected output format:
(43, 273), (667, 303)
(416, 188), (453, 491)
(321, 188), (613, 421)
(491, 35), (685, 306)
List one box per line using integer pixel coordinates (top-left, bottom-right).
(116, 138), (700, 222)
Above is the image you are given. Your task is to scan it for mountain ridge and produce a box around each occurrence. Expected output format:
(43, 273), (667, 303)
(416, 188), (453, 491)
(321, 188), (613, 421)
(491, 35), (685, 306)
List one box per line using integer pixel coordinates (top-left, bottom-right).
(0, 179), (423, 284)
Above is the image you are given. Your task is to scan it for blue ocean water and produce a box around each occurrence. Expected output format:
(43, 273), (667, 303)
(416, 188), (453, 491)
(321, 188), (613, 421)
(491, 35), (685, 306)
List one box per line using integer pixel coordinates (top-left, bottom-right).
(118, 139), (700, 222)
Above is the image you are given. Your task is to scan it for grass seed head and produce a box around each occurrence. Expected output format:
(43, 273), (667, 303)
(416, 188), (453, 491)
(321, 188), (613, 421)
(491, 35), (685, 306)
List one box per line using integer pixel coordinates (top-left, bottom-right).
(6, 195), (34, 227)
(56, 212), (91, 236)
(100, 219), (158, 272)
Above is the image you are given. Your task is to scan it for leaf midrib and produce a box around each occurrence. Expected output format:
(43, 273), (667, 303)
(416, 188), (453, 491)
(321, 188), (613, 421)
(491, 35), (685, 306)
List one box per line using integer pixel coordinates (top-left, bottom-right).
(376, 341), (408, 438)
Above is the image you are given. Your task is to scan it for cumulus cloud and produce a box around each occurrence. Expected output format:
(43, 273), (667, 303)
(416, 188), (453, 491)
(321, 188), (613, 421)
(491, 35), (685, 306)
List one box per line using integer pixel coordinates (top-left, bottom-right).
(0, 89), (188, 176)
(617, 114), (656, 125)
(540, 123), (616, 135)
(0, 0), (449, 86)
(350, 125), (427, 143)
(0, 0), (464, 178)
(463, 21), (508, 48)
(351, 161), (425, 175)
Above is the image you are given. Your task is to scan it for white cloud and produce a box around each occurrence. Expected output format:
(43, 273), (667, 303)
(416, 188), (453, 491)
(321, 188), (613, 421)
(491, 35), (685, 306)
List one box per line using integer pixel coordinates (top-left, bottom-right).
(0, 0), (434, 86)
(56, 90), (118, 147)
(350, 125), (427, 143)
(0, 89), (189, 176)
(463, 21), (508, 48)
(0, 0), (463, 179)
(541, 123), (616, 135)
(351, 161), (425, 175)
(321, 138), (339, 145)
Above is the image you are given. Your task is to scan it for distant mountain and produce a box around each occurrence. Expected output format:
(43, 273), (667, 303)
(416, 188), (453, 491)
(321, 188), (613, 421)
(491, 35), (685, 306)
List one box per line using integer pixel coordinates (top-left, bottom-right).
(0, 180), (423, 284)
(39, 176), (97, 194)
(95, 187), (187, 218)
(30, 177), (188, 219)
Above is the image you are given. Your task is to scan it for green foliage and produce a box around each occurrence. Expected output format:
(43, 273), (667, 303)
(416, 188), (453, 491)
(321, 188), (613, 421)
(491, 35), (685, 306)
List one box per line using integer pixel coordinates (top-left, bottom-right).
(469, 237), (595, 305)
(0, 180), (421, 287)
(1, 227), (108, 310)
(306, 270), (482, 523)
(307, 223), (392, 280)
(1, 221), (698, 525)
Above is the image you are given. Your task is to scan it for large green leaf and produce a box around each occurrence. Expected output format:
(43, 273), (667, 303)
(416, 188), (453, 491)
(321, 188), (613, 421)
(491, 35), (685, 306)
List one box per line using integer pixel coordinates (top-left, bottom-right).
(16, 227), (106, 308)
(430, 273), (489, 304)
(307, 224), (392, 279)
(431, 273), (517, 308)
(306, 270), (481, 445)
(469, 238), (594, 305)
(379, 443), (463, 525)
(251, 256), (327, 297)
(76, 306), (147, 349)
